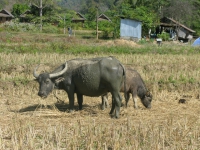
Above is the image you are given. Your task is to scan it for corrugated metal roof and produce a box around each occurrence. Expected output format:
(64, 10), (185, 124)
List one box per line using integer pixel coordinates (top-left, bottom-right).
(161, 17), (195, 33)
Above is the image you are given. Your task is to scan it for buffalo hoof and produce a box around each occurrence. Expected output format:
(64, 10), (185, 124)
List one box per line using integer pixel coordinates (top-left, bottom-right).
(68, 109), (74, 113)
(111, 115), (119, 119)
(110, 114), (119, 119)
(101, 105), (105, 110)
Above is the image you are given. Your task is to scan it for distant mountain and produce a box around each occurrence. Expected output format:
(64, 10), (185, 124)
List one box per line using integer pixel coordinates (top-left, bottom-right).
(57, 0), (84, 12)
(0, 0), (17, 11)
(57, 0), (123, 13)
(0, 0), (123, 13)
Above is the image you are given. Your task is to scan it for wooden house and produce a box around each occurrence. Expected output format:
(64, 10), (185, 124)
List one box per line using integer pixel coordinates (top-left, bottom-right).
(72, 12), (86, 27)
(0, 9), (14, 23)
(120, 18), (142, 41)
(158, 17), (195, 41)
(19, 10), (31, 22)
(98, 14), (111, 22)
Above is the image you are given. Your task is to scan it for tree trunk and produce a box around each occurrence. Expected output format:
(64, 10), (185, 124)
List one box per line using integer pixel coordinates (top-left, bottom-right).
(40, 0), (43, 32)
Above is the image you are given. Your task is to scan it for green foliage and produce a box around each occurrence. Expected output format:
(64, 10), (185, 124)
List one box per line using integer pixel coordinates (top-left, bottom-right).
(134, 6), (157, 35)
(157, 32), (170, 41)
(13, 77), (30, 86)
(2, 22), (38, 32)
(119, 2), (158, 36)
(168, 75), (176, 84)
(12, 3), (30, 17)
(5, 0), (200, 39)
(0, 0), (7, 10)
(42, 25), (60, 34)
(98, 21), (114, 38)
(86, 6), (96, 21)
(57, 10), (76, 28)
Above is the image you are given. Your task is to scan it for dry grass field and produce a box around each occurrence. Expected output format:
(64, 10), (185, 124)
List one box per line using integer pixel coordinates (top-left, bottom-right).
(0, 32), (200, 149)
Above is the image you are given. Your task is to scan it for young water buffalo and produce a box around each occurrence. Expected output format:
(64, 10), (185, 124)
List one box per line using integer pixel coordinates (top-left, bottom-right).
(101, 67), (152, 110)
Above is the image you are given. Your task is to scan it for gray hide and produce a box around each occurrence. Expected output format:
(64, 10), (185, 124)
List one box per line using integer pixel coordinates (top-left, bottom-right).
(33, 56), (126, 118)
(101, 67), (152, 110)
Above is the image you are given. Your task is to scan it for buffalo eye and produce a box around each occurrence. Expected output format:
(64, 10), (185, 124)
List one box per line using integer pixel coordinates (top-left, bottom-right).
(45, 79), (51, 84)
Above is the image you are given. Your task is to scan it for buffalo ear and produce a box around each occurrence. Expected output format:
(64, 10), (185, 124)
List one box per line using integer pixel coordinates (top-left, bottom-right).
(146, 90), (152, 98)
(34, 79), (38, 82)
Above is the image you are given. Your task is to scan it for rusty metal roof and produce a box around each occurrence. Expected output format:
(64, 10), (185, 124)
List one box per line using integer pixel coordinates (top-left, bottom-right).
(160, 17), (195, 33)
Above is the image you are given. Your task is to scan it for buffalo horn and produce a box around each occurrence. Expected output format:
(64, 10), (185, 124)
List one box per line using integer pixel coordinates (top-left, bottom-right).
(33, 65), (40, 78)
(49, 62), (68, 78)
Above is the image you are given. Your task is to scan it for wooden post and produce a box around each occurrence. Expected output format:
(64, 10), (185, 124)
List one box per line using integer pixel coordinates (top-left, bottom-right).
(96, 6), (98, 40)
(39, 0), (43, 32)
(64, 16), (66, 34)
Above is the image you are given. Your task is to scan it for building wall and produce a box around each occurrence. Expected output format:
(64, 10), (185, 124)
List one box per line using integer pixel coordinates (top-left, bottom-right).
(0, 17), (12, 23)
(178, 27), (187, 39)
(178, 27), (193, 39)
(120, 19), (142, 40)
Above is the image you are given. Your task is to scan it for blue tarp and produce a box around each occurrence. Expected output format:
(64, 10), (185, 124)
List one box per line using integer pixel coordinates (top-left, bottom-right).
(192, 37), (200, 46)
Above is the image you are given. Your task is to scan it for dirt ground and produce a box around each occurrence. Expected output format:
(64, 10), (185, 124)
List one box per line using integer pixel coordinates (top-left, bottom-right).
(0, 77), (200, 149)
(1, 84), (200, 138)
(0, 36), (200, 148)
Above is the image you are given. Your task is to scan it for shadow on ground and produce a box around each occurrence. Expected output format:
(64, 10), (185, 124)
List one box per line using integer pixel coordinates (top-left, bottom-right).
(14, 103), (104, 113)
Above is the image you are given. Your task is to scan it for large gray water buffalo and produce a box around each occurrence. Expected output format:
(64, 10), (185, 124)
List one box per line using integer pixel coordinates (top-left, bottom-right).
(33, 56), (126, 118)
(101, 67), (152, 110)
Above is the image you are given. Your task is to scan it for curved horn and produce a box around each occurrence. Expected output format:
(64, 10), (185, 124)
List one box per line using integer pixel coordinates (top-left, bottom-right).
(49, 62), (68, 78)
(33, 65), (40, 78)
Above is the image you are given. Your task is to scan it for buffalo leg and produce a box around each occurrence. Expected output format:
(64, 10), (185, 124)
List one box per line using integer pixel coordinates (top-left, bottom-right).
(67, 93), (75, 112)
(115, 92), (122, 118)
(101, 93), (109, 110)
(131, 92), (138, 109)
(125, 93), (130, 107)
(110, 92), (121, 118)
(77, 93), (83, 110)
(109, 96), (115, 115)
(133, 96), (138, 109)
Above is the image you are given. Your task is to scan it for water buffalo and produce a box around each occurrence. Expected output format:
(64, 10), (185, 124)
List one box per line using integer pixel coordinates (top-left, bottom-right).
(33, 56), (126, 118)
(101, 67), (152, 110)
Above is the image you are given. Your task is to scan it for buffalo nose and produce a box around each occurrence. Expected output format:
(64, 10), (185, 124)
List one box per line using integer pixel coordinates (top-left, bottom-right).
(147, 105), (151, 109)
(38, 91), (45, 97)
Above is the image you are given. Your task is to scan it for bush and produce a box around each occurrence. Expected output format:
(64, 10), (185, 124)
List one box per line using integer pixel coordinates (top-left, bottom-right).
(2, 21), (37, 32)
(157, 32), (170, 41)
(42, 25), (60, 34)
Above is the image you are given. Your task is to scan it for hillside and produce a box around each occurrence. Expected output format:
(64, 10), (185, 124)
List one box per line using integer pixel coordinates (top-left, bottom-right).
(0, 0), (123, 12)
(57, 0), (124, 13)
(0, 0), (16, 11)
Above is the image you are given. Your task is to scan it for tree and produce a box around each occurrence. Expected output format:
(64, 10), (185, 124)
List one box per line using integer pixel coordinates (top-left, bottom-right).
(119, 1), (157, 36)
(162, 0), (194, 23)
(12, 3), (29, 17)
(161, 0), (196, 39)
(0, 0), (8, 10)
(191, 0), (200, 35)
(28, 0), (54, 31)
